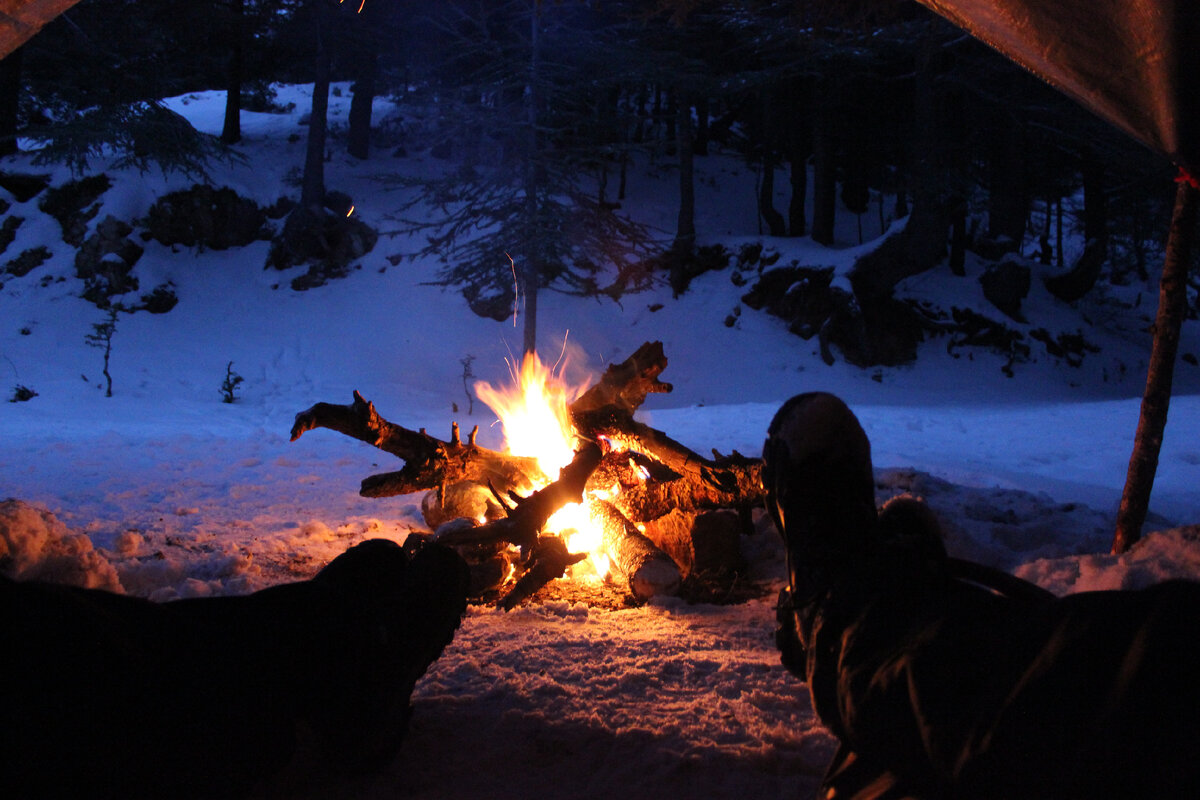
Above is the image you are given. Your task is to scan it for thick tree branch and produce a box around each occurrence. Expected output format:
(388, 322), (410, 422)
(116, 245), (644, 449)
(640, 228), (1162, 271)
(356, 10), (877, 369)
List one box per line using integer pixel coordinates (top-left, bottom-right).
(291, 390), (541, 497)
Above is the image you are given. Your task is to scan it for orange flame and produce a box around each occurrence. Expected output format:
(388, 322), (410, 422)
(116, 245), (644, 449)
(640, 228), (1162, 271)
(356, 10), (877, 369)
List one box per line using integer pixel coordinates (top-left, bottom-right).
(474, 352), (579, 480)
(475, 352), (610, 578)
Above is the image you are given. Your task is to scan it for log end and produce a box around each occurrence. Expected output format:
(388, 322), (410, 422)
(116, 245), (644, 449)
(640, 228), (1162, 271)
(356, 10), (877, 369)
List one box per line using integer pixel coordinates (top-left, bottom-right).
(627, 556), (682, 601)
(289, 415), (311, 442)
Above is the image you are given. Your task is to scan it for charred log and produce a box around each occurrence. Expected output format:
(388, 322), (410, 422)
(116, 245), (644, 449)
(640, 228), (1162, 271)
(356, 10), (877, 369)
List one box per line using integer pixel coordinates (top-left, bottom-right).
(640, 508), (744, 578)
(590, 498), (681, 600)
(592, 421), (764, 508)
(290, 347), (765, 517)
(291, 391), (540, 497)
(499, 536), (588, 611)
(433, 443), (602, 552)
(568, 340), (672, 423)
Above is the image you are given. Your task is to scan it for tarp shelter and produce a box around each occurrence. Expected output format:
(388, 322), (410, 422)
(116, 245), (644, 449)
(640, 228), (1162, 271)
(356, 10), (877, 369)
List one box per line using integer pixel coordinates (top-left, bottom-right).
(914, 0), (1199, 552)
(1, 0), (82, 58)
(915, 0), (1199, 171)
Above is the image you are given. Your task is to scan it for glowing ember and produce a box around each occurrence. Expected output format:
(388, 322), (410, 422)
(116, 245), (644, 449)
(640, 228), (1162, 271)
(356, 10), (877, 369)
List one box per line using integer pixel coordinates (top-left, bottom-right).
(474, 352), (611, 578)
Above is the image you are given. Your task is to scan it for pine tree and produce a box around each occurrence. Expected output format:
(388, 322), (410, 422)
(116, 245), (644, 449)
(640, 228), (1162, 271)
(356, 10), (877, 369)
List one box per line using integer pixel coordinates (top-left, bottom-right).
(396, 1), (654, 356)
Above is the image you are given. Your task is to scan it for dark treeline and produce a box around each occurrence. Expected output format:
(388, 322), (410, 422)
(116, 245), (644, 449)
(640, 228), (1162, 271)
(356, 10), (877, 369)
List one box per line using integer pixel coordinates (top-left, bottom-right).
(0, 0), (1188, 361)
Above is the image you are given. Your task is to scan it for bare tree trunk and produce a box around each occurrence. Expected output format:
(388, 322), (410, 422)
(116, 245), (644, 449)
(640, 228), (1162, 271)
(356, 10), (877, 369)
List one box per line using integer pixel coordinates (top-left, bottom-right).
(521, 2), (541, 357)
(986, 113), (1029, 247)
(693, 94), (709, 156)
(757, 89), (786, 237)
(789, 152), (807, 237)
(674, 90), (695, 254)
(348, 46), (377, 160)
(760, 152), (786, 237)
(301, 4), (332, 210)
(949, 196), (967, 275)
(1056, 196), (1064, 268)
(664, 89), (676, 156)
(1113, 177), (1198, 553)
(811, 94), (837, 246)
(220, 0), (243, 145)
(1082, 151), (1109, 248)
(521, 258), (538, 357)
(618, 150), (628, 201)
(0, 46), (23, 156)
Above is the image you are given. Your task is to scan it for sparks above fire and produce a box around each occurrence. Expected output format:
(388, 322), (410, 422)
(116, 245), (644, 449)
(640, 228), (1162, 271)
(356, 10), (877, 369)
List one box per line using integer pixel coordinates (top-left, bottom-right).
(290, 342), (766, 607)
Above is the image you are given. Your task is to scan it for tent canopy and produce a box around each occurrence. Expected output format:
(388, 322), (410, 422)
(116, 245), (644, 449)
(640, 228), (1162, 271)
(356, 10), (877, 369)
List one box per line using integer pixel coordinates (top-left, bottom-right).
(1, 0), (82, 58)
(916, 0), (1199, 171)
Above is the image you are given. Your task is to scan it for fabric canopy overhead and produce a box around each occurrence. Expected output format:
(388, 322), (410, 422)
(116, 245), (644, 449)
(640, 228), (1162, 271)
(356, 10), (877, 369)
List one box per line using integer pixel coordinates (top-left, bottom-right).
(916, 0), (1200, 172)
(0, 0), (82, 59)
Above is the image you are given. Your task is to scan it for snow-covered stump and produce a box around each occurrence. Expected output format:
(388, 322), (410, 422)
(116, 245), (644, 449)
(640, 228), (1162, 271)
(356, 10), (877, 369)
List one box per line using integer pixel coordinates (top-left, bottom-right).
(591, 497), (682, 600)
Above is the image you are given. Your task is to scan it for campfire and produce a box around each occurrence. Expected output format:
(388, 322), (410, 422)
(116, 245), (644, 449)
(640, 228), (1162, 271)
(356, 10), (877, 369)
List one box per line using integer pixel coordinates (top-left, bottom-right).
(291, 342), (765, 607)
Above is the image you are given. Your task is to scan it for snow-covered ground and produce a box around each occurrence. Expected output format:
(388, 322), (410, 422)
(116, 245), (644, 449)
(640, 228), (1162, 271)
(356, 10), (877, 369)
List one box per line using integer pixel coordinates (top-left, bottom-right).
(3, 85), (1200, 798)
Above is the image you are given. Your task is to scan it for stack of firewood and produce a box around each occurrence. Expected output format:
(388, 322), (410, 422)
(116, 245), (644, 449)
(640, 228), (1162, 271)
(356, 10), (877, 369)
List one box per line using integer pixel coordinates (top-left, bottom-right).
(291, 342), (765, 607)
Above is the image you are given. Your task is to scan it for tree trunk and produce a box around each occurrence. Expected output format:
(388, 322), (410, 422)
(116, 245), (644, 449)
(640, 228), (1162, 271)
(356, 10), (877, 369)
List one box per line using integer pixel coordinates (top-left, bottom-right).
(0, 45), (22, 156)
(347, 46), (378, 160)
(789, 150), (807, 237)
(220, 0), (243, 145)
(811, 96), (837, 246)
(664, 89), (676, 156)
(521, 256), (539, 356)
(1045, 156), (1109, 302)
(300, 5), (332, 210)
(521, 2), (542, 357)
(618, 150), (628, 201)
(1112, 177), (1197, 553)
(986, 113), (1029, 247)
(674, 89), (696, 254)
(758, 83), (786, 237)
(1081, 150), (1109, 250)
(1043, 237), (1106, 302)
(822, 35), (948, 367)
(759, 152), (786, 237)
(949, 195), (967, 276)
(1056, 196), (1064, 267)
(651, 85), (662, 148)
(633, 84), (647, 143)
(693, 94), (709, 156)
(1038, 198), (1053, 264)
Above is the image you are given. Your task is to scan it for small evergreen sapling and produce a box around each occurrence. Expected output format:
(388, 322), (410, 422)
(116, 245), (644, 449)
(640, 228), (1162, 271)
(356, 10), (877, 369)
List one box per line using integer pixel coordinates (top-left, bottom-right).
(221, 361), (244, 403)
(9, 384), (37, 402)
(85, 305), (121, 397)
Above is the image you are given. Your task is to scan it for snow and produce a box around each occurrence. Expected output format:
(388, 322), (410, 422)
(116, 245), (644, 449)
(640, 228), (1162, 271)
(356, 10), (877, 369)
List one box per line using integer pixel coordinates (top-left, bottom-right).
(3, 84), (1200, 797)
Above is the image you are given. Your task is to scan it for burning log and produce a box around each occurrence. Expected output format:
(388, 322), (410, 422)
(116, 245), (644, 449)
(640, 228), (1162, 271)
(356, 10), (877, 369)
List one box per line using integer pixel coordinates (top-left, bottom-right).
(608, 451), (762, 520)
(568, 340), (673, 420)
(589, 498), (682, 600)
(498, 536), (588, 611)
(639, 508), (745, 578)
(431, 443), (602, 607)
(434, 442), (602, 552)
(290, 342), (762, 605)
(291, 391), (541, 497)
(568, 343), (764, 515)
(421, 481), (504, 529)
